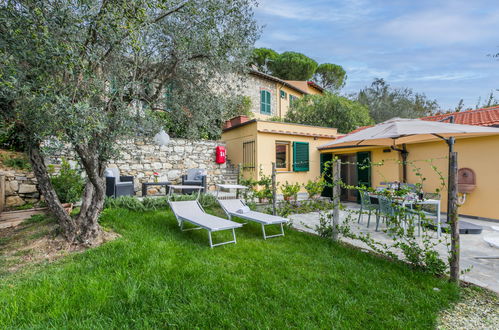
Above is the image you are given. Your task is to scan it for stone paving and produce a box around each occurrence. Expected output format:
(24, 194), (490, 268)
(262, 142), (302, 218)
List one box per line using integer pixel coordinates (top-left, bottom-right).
(289, 202), (499, 293)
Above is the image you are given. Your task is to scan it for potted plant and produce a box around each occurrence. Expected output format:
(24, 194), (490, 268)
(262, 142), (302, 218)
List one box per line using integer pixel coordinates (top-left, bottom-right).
(256, 172), (273, 203)
(281, 181), (300, 201)
(304, 177), (326, 200)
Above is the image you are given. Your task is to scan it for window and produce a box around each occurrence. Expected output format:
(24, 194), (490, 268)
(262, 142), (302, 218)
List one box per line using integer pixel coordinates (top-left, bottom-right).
(275, 142), (290, 171)
(289, 94), (297, 106)
(293, 142), (309, 172)
(280, 90), (287, 99)
(260, 90), (271, 114)
(243, 141), (256, 169)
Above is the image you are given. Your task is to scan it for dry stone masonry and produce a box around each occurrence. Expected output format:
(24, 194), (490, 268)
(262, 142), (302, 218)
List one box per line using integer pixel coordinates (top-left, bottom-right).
(103, 139), (237, 195)
(1, 169), (40, 208)
(0, 138), (238, 208)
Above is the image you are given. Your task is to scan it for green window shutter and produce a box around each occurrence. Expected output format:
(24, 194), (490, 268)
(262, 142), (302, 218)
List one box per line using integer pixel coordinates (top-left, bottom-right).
(293, 142), (309, 172)
(260, 90), (271, 114)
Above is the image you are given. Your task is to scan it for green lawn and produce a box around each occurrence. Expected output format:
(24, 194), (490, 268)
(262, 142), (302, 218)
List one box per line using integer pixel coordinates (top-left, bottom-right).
(0, 207), (460, 328)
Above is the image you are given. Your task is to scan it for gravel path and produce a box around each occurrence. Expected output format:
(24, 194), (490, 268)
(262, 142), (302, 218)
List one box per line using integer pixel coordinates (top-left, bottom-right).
(438, 287), (499, 329)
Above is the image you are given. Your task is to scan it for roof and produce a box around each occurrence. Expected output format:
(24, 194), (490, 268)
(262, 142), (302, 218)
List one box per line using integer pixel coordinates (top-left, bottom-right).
(284, 80), (324, 94)
(222, 118), (338, 136)
(258, 128), (337, 139)
(335, 106), (499, 139)
(307, 81), (325, 93)
(249, 70), (308, 95)
(422, 106), (499, 126)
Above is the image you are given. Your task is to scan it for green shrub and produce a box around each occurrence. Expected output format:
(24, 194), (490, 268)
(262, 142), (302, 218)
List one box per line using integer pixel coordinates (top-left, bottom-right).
(304, 177), (326, 199)
(255, 169), (273, 202)
(104, 193), (218, 212)
(104, 196), (146, 211)
(281, 181), (300, 200)
(0, 121), (25, 151)
(1, 154), (31, 170)
(50, 159), (85, 204)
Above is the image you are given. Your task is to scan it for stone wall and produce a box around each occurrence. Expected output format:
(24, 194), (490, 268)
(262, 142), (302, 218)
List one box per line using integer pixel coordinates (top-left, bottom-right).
(241, 73), (278, 117)
(103, 139), (236, 195)
(0, 138), (237, 208)
(0, 169), (39, 208)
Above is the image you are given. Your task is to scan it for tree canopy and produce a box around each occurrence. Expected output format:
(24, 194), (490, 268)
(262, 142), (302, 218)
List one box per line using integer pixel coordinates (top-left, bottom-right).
(268, 51), (318, 80)
(357, 79), (440, 123)
(313, 63), (347, 92)
(0, 0), (258, 244)
(250, 48), (278, 74)
(285, 94), (373, 133)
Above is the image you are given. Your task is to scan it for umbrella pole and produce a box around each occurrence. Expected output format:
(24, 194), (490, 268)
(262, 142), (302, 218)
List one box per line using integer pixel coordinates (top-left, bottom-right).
(447, 137), (460, 283)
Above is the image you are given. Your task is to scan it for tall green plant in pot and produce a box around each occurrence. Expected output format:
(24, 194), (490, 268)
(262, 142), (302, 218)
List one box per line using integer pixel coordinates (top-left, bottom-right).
(304, 177), (326, 199)
(50, 159), (85, 205)
(255, 167), (273, 203)
(281, 181), (300, 201)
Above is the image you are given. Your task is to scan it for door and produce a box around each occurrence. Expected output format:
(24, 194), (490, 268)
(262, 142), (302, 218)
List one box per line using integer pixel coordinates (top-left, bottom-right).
(356, 151), (371, 188)
(339, 154), (358, 202)
(320, 153), (333, 197)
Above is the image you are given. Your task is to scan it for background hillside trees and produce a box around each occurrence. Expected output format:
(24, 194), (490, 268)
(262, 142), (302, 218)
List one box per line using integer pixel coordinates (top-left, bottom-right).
(251, 48), (346, 91)
(313, 63), (347, 92)
(357, 78), (439, 123)
(0, 0), (258, 245)
(268, 51), (318, 80)
(285, 93), (373, 133)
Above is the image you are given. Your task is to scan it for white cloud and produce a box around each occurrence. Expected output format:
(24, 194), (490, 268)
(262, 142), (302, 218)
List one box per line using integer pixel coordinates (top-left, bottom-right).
(380, 8), (499, 46)
(268, 32), (299, 42)
(255, 0), (371, 23)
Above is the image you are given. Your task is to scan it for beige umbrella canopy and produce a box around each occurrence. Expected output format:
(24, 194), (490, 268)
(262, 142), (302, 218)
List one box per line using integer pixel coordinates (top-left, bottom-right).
(319, 117), (499, 149)
(319, 117), (499, 283)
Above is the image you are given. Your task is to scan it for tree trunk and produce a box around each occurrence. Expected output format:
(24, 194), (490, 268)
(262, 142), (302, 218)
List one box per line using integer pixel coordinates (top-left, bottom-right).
(74, 143), (106, 246)
(27, 143), (78, 243)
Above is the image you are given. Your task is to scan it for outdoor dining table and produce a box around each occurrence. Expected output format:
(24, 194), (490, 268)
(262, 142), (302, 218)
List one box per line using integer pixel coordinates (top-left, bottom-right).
(369, 194), (442, 237)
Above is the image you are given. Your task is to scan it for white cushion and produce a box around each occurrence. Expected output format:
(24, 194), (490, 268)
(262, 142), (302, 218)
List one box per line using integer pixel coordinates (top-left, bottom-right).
(236, 206), (250, 214)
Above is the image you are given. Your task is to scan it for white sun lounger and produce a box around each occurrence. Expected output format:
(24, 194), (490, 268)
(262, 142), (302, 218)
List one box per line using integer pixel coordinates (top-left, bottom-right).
(217, 198), (288, 239)
(168, 200), (243, 248)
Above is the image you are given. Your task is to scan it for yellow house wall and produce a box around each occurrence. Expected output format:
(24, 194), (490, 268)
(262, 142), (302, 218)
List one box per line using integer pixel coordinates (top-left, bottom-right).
(256, 134), (334, 193)
(276, 85), (305, 119)
(322, 134), (499, 220)
(221, 122), (258, 180)
(222, 120), (339, 191)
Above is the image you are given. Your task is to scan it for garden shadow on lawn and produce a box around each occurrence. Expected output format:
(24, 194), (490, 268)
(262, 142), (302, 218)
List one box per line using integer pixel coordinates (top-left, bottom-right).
(0, 208), (460, 329)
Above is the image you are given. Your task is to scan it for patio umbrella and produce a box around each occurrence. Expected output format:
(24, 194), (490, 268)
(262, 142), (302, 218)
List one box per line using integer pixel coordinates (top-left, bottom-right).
(319, 117), (499, 282)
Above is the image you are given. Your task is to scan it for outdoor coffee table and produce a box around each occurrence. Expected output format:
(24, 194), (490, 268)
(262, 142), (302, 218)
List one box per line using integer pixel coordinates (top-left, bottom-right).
(168, 185), (204, 200)
(141, 181), (171, 197)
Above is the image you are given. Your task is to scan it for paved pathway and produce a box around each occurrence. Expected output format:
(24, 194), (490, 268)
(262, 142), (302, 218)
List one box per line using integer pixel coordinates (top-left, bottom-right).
(290, 203), (499, 293)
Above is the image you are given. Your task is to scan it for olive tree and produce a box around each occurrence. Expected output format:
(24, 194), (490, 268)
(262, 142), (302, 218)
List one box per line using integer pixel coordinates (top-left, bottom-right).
(285, 93), (373, 133)
(0, 0), (258, 245)
(357, 78), (440, 123)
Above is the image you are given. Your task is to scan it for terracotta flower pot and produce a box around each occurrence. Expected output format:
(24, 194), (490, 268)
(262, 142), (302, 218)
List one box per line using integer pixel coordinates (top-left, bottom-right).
(62, 203), (73, 214)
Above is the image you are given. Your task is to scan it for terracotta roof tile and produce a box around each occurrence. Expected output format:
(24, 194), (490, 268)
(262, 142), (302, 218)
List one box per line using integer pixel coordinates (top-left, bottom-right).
(341, 106), (499, 136)
(422, 106), (499, 126)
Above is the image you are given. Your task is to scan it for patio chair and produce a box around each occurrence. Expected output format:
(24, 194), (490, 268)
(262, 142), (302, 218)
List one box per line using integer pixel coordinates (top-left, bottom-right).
(378, 196), (397, 231)
(358, 190), (379, 229)
(217, 198), (288, 239)
(181, 169), (207, 194)
(104, 168), (134, 198)
(168, 199), (242, 248)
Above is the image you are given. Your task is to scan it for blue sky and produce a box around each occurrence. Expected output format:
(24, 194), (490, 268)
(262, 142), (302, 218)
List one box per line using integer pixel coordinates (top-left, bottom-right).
(254, 0), (499, 110)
